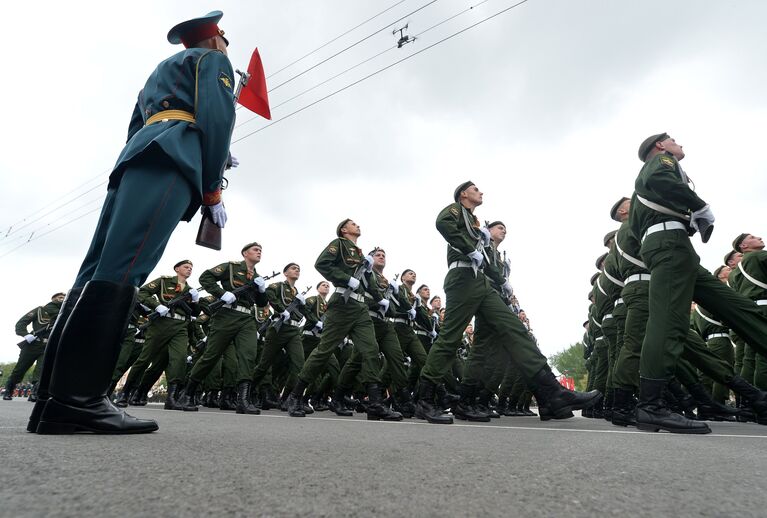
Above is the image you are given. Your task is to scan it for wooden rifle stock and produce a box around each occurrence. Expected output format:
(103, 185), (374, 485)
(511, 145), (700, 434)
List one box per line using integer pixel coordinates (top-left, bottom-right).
(196, 207), (222, 250)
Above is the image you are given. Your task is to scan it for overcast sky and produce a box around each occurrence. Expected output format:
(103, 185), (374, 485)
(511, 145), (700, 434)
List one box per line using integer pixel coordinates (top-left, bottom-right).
(1, 0), (766, 363)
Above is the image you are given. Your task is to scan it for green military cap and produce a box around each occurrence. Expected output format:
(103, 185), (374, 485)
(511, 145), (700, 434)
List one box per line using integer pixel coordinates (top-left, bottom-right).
(487, 220), (505, 228)
(336, 218), (352, 237)
(582, 320), (589, 328)
(368, 247), (384, 256)
(603, 230), (617, 247)
(732, 233), (749, 252)
(610, 196), (629, 222)
(453, 181), (475, 202)
(241, 242), (262, 254)
(174, 259), (193, 269)
(283, 262), (299, 272)
(595, 253), (608, 270)
(590, 272), (599, 286)
(713, 265), (727, 278)
(51, 292), (65, 299)
(638, 132), (669, 162)
(401, 268), (415, 278)
(167, 10), (229, 48)
(723, 250), (739, 265)
(316, 281), (329, 289)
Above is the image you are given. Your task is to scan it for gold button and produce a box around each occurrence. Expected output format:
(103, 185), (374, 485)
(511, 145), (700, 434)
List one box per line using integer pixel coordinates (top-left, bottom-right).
(161, 100), (170, 108)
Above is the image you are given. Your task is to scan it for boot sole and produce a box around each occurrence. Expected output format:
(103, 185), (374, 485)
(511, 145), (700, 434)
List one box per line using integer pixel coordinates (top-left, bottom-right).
(37, 420), (158, 434)
(454, 414), (491, 422)
(367, 414), (404, 421)
(636, 423), (712, 434)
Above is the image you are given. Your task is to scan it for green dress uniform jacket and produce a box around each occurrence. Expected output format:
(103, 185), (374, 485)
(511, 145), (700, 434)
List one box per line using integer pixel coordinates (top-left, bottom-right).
(9, 301), (62, 385)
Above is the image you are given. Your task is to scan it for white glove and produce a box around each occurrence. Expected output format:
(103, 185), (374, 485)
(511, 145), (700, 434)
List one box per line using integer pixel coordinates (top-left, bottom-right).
(429, 330), (438, 339)
(281, 310), (291, 322)
(407, 308), (417, 320)
(220, 292), (236, 304)
(230, 155), (239, 168)
(253, 277), (266, 293)
(347, 277), (360, 290)
(479, 226), (492, 246)
(432, 313), (440, 323)
(363, 254), (374, 272)
(378, 299), (390, 313)
(389, 280), (399, 295)
(690, 204), (715, 232)
(201, 336), (208, 343)
(155, 304), (170, 317)
(314, 321), (324, 331)
(204, 201), (227, 229)
(188, 288), (200, 303)
(295, 293), (306, 305)
(24, 334), (36, 343)
(502, 281), (513, 295)
(186, 355), (193, 363)
(468, 250), (484, 268)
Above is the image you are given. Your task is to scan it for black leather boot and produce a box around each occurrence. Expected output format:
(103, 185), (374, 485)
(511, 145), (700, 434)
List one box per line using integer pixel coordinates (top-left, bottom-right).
(219, 387), (237, 411)
(129, 383), (151, 406)
(687, 383), (738, 422)
(635, 378), (711, 434)
(727, 375), (767, 424)
(435, 383), (460, 411)
(532, 368), (600, 421)
(311, 393), (329, 412)
(164, 382), (183, 410)
(666, 380), (697, 419)
(36, 281), (158, 434)
(114, 385), (132, 408)
(176, 380), (200, 412)
(286, 381), (307, 417)
(302, 395), (315, 415)
(3, 381), (15, 401)
(26, 287), (82, 432)
(392, 388), (415, 418)
(260, 386), (280, 410)
(522, 396), (537, 417)
(330, 387), (353, 416)
(235, 381), (261, 415)
(476, 388), (500, 419)
(415, 380), (453, 424)
(454, 384), (491, 422)
(365, 384), (403, 421)
(202, 390), (215, 408)
(602, 389), (614, 421)
(27, 383), (39, 402)
(611, 387), (637, 427)
(107, 380), (118, 398)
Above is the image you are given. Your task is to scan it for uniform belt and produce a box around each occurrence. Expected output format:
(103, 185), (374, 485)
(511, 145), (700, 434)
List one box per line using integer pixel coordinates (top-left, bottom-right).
(594, 336), (604, 341)
(145, 109), (196, 126)
(448, 261), (481, 271)
(614, 298), (624, 307)
(388, 317), (411, 325)
(625, 273), (652, 284)
(368, 310), (385, 321)
(602, 313), (613, 321)
(706, 333), (729, 340)
(162, 312), (187, 321)
(223, 304), (253, 315)
(128, 324), (137, 330)
(641, 221), (687, 243)
(135, 338), (145, 343)
(334, 287), (365, 303)
(414, 330), (429, 336)
(757, 300), (767, 306)
(286, 319), (303, 327)
(303, 330), (318, 336)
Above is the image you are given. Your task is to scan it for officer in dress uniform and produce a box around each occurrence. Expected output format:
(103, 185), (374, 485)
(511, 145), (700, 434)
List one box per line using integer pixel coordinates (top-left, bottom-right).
(30, 11), (237, 434)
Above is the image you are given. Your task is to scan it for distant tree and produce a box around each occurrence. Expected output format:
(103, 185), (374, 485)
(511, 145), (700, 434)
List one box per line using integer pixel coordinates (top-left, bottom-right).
(549, 342), (588, 391)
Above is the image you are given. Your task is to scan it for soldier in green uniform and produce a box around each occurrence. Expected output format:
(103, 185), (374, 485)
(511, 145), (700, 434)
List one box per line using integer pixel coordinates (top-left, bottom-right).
(303, 281), (340, 411)
(390, 270), (431, 400)
(692, 294), (735, 408)
(415, 181), (600, 424)
(285, 219), (402, 421)
(111, 310), (148, 406)
(30, 11), (236, 435)
(5, 294), (65, 401)
(120, 260), (200, 410)
(177, 243), (270, 414)
(251, 263), (308, 412)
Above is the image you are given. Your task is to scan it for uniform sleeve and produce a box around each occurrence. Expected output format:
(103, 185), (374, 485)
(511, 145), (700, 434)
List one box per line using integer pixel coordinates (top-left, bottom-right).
(645, 159), (707, 212)
(125, 92), (144, 143)
(435, 205), (477, 255)
(315, 240), (351, 286)
(266, 283), (286, 313)
(415, 306), (432, 330)
(199, 263), (229, 298)
(363, 271), (383, 302)
(303, 297), (319, 328)
(138, 278), (162, 310)
(194, 50), (236, 206)
(15, 308), (37, 336)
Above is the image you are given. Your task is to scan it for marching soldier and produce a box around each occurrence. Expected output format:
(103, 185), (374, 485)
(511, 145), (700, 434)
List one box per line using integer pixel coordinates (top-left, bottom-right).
(5, 293), (65, 401)
(303, 281), (340, 410)
(30, 11), (237, 435)
(110, 309), (148, 406)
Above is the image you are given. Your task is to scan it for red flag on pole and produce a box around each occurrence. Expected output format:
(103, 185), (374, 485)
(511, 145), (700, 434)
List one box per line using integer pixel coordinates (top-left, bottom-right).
(238, 48), (271, 120)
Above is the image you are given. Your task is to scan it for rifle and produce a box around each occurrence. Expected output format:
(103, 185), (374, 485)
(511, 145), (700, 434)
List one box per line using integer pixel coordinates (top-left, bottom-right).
(341, 250), (375, 303)
(138, 287), (202, 331)
(378, 273), (400, 318)
(207, 271), (280, 314)
(17, 323), (53, 348)
(259, 285), (311, 335)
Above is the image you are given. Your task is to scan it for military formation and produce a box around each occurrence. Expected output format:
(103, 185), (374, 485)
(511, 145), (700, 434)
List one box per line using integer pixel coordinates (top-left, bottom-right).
(7, 10), (764, 437)
(581, 133), (767, 434)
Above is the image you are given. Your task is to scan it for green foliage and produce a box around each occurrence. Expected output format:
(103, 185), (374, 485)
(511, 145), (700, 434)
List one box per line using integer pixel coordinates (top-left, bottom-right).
(0, 361), (37, 385)
(549, 342), (588, 391)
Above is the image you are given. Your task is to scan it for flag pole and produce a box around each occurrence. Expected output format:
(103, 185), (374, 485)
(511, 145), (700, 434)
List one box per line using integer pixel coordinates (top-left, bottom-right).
(233, 69), (251, 104)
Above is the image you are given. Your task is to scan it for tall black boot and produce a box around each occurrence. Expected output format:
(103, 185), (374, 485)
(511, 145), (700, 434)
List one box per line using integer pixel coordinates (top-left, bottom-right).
(164, 382), (183, 411)
(129, 382), (151, 406)
(453, 384), (491, 422)
(330, 387), (353, 416)
(415, 379), (453, 424)
(235, 381), (261, 415)
(635, 378), (710, 434)
(531, 368), (601, 421)
(176, 380), (200, 412)
(392, 388), (415, 418)
(365, 384), (403, 421)
(219, 387), (237, 411)
(286, 380), (307, 417)
(687, 383), (738, 422)
(3, 381), (15, 401)
(26, 287), (82, 432)
(260, 386), (280, 410)
(611, 387), (637, 427)
(435, 383), (460, 411)
(476, 388), (500, 419)
(666, 379), (696, 419)
(602, 389), (614, 421)
(727, 375), (767, 424)
(36, 281), (158, 434)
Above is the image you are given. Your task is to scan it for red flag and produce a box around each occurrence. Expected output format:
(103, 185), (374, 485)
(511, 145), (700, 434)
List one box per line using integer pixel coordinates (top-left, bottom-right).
(238, 48), (271, 120)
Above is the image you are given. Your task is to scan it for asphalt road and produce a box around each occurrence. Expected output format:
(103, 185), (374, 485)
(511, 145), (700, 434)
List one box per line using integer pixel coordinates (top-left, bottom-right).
(2, 399), (766, 517)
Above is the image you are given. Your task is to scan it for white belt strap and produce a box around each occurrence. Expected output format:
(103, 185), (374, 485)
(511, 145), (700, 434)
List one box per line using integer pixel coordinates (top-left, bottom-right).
(596, 277), (607, 296)
(414, 330), (429, 336)
(448, 261), (474, 270)
(738, 263), (767, 291)
(388, 317), (410, 325)
(368, 310), (384, 321)
(642, 221), (688, 243)
(614, 298), (624, 307)
(603, 268), (625, 288)
(594, 336), (604, 341)
(757, 300), (767, 306)
(591, 316), (602, 329)
(706, 332), (729, 340)
(694, 305), (724, 327)
(162, 313), (188, 321)
(334, 287), (364, 303)
(602, 313), (613, 321)
(625, 273), (652, 284)
(615, 238), (647, 269)
(636, 194), (691, 221)
(223, 304), (253, 315)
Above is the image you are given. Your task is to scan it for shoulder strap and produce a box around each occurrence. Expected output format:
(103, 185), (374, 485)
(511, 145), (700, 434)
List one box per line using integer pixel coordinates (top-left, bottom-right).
(738, 262), (767, 290)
